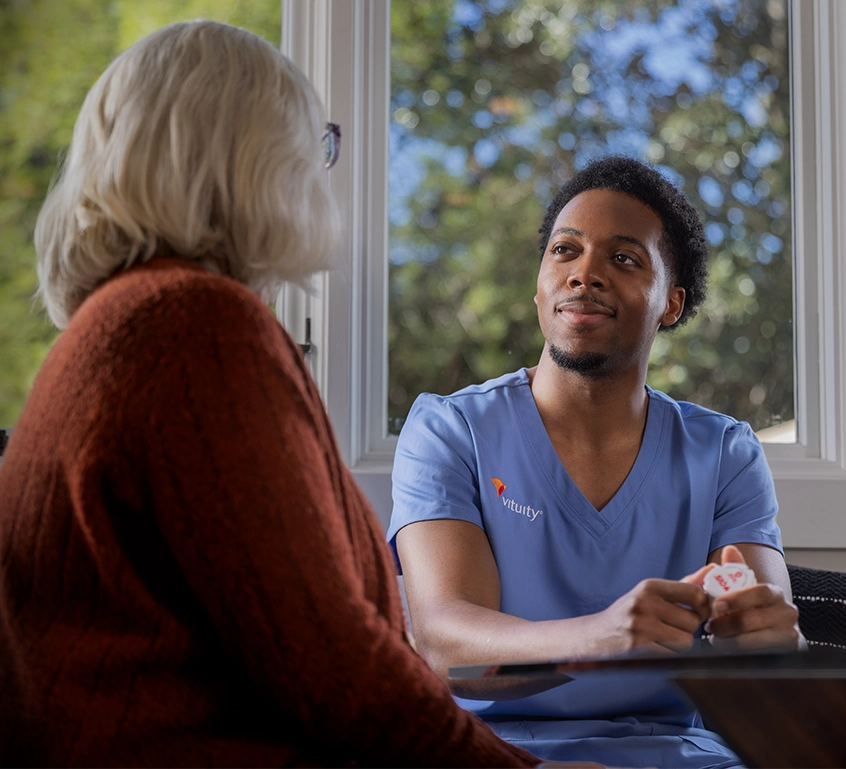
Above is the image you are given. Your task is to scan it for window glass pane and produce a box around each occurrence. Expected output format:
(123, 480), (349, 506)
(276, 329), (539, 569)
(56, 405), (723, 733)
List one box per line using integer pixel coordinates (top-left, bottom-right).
(0, 0), (280, 429)
(389, 0), (793, 440)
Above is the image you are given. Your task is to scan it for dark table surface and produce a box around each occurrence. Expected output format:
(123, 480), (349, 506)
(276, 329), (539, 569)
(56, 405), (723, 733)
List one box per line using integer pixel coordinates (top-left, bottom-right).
(449, 647), (846, 768)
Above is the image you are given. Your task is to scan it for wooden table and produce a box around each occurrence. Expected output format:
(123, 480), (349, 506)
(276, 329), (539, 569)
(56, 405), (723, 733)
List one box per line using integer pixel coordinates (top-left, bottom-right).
(449, 647), (846, 768)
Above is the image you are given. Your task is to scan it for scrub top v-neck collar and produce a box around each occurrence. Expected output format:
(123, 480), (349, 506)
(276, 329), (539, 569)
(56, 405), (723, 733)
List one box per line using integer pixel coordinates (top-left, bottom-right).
(514, 368), (667, 540)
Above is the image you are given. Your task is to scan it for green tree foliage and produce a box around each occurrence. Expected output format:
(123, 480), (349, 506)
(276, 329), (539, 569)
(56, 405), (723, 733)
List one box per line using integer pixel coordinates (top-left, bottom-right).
(389, 0), (792, 434)
(0, 0), (279, 428)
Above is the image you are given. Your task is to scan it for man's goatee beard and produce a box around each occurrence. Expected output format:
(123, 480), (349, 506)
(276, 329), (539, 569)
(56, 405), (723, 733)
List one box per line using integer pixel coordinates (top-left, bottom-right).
(548, 343), (609, 376)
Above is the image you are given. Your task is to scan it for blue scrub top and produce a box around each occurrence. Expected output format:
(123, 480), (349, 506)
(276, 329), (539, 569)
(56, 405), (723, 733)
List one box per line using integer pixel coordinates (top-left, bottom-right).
(388, 369), (782, 765)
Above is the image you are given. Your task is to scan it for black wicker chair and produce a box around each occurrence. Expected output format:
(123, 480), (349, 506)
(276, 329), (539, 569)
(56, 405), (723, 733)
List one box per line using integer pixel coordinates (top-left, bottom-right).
(787, 563), (846, 650)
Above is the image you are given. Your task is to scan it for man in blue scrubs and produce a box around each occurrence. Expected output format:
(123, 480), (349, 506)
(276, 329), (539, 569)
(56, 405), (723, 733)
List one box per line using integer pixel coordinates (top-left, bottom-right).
(388, 156), (802, 768)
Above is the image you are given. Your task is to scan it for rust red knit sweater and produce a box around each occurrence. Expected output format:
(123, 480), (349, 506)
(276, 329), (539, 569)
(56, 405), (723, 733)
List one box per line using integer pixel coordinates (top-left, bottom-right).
(0, 259), (537, 768)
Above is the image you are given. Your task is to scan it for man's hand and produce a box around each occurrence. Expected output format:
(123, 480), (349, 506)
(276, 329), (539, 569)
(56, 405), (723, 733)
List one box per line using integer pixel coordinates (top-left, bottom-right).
(704, 545), (801, 652)
(594, 565), (714, 654)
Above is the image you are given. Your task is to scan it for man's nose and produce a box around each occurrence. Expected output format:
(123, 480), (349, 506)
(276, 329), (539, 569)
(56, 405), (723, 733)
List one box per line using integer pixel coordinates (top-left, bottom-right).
(566, 251), (606, 290)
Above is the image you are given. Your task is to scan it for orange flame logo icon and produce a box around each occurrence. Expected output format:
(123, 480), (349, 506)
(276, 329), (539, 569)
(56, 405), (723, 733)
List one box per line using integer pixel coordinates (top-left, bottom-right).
(490, 477), (506, 497)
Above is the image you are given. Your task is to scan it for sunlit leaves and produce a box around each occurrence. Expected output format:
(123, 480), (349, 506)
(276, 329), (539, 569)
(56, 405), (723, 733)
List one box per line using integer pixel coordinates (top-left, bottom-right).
(389, 0), (792, 433)
(0, 0), (280, 427)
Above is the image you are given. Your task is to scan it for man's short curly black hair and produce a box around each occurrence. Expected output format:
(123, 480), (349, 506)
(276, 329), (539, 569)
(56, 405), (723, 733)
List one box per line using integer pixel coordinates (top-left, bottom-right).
(537, 155), (709, 329)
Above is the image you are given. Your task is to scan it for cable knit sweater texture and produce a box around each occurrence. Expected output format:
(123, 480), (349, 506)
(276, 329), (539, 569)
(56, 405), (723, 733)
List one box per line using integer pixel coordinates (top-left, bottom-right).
(0, 259), (537, 768)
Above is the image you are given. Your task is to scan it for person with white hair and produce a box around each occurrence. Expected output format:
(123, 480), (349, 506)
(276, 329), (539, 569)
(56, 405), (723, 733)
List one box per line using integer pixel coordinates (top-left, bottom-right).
(0, 20), (544, 768)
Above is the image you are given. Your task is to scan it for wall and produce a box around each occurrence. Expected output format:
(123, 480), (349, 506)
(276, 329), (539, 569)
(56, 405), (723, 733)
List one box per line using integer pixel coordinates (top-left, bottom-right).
(784, 548), (846, 571)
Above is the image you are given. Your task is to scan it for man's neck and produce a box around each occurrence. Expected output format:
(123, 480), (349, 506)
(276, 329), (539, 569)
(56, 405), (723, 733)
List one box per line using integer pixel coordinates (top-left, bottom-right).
(528, 350), (651, 510)
(528, 350), (649, 452)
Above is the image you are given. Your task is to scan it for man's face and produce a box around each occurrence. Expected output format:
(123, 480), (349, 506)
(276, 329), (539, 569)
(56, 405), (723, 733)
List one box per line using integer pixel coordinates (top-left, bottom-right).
(535, 188), (685, 377)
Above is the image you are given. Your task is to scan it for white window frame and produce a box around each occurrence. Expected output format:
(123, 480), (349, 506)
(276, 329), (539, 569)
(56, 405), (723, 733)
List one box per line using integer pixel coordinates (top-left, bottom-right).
(281, 0), (846, 544)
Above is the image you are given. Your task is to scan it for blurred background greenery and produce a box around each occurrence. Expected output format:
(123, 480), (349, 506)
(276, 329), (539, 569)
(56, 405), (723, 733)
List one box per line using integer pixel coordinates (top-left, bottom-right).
(0, 0), (279, 428)
(388, 0), (793, 436)
(0, 0), (795, 441)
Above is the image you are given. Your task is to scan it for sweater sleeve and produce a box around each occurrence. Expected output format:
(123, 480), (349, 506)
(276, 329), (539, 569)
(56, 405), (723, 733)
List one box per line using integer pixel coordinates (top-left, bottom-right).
(127, 278), (538, 768)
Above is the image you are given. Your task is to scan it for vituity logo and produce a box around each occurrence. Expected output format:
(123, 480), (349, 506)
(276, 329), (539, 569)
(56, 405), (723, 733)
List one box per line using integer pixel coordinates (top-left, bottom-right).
(490, 477), (543, 522)
(490, 477), (506, 497)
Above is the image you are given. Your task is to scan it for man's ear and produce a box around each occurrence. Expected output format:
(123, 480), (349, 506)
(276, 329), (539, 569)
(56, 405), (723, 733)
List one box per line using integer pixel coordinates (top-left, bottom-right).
(660, 286), (686, 327)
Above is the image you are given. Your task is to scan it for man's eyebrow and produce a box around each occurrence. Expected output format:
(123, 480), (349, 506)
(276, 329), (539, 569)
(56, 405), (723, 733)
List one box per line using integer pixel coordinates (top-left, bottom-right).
(550, 228), (651, 255)
(550, 226), (583, 238)
(611, 234), (650, 253)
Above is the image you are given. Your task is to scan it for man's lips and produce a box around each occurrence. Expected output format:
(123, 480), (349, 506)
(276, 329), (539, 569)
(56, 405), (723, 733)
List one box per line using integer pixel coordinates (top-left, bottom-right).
(556, 298), (614, 326)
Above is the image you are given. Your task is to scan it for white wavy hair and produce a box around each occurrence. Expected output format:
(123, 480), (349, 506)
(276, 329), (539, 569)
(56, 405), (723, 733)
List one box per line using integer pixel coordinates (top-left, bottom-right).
(35, 20), (340, 328)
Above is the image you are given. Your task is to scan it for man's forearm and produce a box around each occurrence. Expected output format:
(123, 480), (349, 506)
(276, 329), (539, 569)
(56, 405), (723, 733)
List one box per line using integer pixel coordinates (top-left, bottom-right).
(415, 598), (611, 699)
(412, 573), (715, 699)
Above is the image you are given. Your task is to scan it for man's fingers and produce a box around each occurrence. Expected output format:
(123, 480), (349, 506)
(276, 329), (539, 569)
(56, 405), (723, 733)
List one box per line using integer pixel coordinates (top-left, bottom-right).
(608, 579), (712, 652)
(720, 544), (746, 566)
(711, 583), (785, 616)
(707, 589), (800, 656)
(644, 578), (711, 621)
(681, 562), (716, 589)
(644, 577), (707, 605)
(659, 600), (710, 634)
(632, 579), (711, 628)
(654, 631), (698, 654)
(709, 606), (774, 636)
(709, 600), (798, 635)
(627, 615), (699, 653)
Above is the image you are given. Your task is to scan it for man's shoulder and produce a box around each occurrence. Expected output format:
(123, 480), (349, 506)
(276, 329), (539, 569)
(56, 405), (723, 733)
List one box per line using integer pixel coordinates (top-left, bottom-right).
(647, 387), (753, 440)
(444, 369), (530, 400)
(403, 369), (530, 436)
(413, 369), (528, 410)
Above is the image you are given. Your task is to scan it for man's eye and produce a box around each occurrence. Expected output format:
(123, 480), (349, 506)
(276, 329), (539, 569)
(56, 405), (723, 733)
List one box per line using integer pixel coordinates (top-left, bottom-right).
(613, 253), (637, 265)
(551, 243), (575, 255)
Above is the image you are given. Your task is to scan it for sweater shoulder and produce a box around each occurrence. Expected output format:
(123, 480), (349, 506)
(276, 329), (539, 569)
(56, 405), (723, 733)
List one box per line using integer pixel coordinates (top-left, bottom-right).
(66, 259), (296, 366)
(49, 259), (311, 433)
(82, 259), (272, 333)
